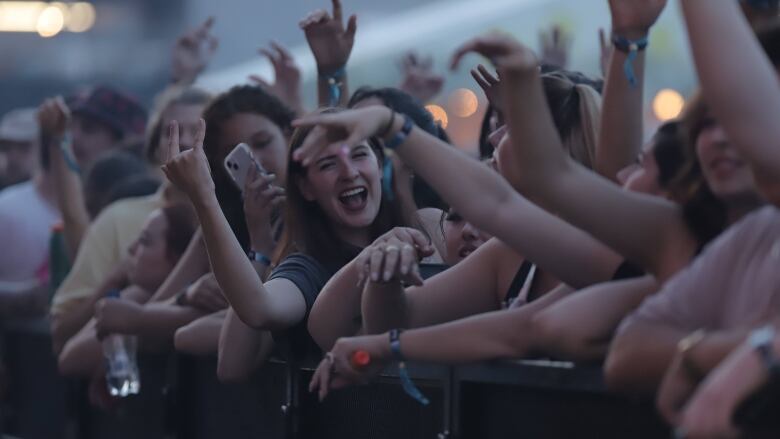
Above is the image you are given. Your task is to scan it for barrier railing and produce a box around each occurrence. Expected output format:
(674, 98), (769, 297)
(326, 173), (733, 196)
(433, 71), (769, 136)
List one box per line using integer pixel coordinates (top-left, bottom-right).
(1, 317), (669, 439)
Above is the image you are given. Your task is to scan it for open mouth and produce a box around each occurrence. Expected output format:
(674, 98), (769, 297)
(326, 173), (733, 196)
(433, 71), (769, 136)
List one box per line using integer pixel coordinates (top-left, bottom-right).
(709, 157), (743, 176)
(338, 186), (368, 212)
(458, 245), (477, 258)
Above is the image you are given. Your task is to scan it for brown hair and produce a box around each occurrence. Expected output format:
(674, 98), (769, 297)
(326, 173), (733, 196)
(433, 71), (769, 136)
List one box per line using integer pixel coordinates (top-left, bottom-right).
(161, 203), (198, 263)
(272, 108), (412, 273)
(145, 86), (213, 165)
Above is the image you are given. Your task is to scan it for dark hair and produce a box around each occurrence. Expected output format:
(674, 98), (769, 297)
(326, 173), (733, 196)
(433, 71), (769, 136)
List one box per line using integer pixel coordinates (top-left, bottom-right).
(652, 121), (687, 189)
(83, 150), (152, 218)
(668, 93), (729, 248)
(104, 174), (160, 206)
(272, 108), (410, 273)
(161, 203), (198, 263)
(145, 87), (212, 165)
(478, 104), (498, 160)
(202, 85), (295, 250)
(348, 86), (449, 210)
(756, 18), (780, 65)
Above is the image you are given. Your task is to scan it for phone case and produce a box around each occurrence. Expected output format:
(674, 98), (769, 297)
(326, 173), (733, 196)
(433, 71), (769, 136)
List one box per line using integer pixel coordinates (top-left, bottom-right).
(223, 143), (265, 191)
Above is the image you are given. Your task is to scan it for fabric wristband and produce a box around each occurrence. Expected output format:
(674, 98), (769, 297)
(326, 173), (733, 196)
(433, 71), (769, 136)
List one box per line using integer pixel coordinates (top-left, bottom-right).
(384, 115), (414, 150)
(247, 250), (272, 266)
(611, 34), (648, 88)
(59, 133), (82, 175)
(320, 66), (346, 107)
(389, 329), (430, 406)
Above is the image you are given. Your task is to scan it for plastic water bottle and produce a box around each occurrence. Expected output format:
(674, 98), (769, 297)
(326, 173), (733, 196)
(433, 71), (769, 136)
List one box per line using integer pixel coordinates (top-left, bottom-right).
(101, 290), (141, 397)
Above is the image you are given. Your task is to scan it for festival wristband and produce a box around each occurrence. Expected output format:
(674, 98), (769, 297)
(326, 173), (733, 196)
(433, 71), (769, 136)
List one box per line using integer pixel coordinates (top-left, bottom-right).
(320, 66), (346, 107)
(611, 34), (648, 88)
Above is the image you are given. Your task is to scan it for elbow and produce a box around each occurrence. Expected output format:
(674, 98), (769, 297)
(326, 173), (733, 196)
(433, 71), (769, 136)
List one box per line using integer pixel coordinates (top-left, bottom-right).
(57, 344), (90, 377)
(173, 326), (199, 355)
(530, 311), (569, 356)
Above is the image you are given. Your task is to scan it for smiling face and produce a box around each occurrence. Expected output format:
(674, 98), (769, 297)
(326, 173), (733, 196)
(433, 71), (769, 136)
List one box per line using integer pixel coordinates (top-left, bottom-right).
(443, 208), (490, 265)
(218, 112), (289, 183)
(297, 141), (383, 238)
(695, 118), (757, 204)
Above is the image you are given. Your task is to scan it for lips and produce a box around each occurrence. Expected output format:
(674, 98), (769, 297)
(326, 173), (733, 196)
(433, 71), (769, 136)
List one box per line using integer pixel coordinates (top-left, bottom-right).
(458, 244), (477, 258)
(708, 157), (744, 178)
(338, 186), (368, 212)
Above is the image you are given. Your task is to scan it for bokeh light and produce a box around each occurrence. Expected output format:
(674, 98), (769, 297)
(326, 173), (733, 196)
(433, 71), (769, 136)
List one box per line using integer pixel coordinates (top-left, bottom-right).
(425, 104), (449, 129)
(652, 89), (685, 121)
(66, 2), (96, 33)
(448, 88), (479, 118)
(36, 5), (64, 37)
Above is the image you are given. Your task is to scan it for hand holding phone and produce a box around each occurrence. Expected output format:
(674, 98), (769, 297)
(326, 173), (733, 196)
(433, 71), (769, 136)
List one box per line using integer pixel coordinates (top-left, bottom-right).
(224, 143), (266, 191)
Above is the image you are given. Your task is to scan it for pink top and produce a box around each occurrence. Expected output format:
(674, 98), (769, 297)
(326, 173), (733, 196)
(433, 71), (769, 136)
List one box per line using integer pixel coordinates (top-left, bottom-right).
(620, 206), (780, 333)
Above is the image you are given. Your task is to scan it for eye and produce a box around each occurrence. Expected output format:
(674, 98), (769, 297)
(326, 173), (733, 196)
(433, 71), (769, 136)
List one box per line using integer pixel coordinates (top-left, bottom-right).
(352, 151), (368, 159)
(445, 212), (463, 222)
(318, 161), (335, 171)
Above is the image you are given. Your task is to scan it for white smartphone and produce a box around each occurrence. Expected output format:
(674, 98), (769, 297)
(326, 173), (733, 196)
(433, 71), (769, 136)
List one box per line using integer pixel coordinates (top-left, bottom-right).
(223, 143), (266, 191)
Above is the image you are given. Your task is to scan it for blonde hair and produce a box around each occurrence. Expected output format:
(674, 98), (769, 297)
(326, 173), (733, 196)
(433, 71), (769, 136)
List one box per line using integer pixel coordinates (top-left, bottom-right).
(540, 73), (602, 170)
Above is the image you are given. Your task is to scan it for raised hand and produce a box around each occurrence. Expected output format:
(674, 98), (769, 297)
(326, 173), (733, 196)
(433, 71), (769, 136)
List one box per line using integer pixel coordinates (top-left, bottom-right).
(538, 25), (571, 68)
(160, 119), (215, 206)
(470, 64), (503, 113)
(608, 0), (668, 39)
(300, 0), (357, 75)
(291, 106), (391, 166)
(353, 227), (435, 287)
(308, 334), (389, 401)
(184, 273), (228, 312)
(450, 33), (538, 74)
(171, 17), (219, 84)
(243, 163), (285, 253)
(398, 52), (444, 104)
(249, 42), (304, 114)
(37, 96), (70, 139)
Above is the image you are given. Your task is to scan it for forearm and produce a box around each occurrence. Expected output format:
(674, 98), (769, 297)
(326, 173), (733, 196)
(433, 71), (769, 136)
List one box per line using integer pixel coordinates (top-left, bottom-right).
(58, 320), (102, 376)
(48, 138), (89, 259)
(217, 308), (274, 383)
(681, 0), (780, 203)
(131, 301), (207, 342)
(308, 259), (363, 350)
(149, 229), (209, 302)
(192, 195), (275, 327)
(361, 280), (409, 334)
(174, 310), (226, 355)
(597, 49), (645, 181)
(397, 306), (539, 364)
(51, 295), (102, 354)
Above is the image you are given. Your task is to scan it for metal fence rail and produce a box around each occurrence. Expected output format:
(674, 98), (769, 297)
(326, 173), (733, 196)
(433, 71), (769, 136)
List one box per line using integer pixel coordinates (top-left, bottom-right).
(1, 318), (669, 439)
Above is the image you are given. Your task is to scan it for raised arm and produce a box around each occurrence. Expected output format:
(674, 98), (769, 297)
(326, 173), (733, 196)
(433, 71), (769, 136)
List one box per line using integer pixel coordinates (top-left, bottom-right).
(451, 35), (692, 280)
(38, 97), (90, 260)
(161, 120), (306, 330)
(597, 0), (667, 181)
(680, 0), (780, 205)
(292, 107), (623, 289)
(300, 0), (356, 108)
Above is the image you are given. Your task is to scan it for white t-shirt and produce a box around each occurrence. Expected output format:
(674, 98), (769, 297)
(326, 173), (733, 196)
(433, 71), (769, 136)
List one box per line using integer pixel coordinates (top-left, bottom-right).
(0, 181), (60, 284)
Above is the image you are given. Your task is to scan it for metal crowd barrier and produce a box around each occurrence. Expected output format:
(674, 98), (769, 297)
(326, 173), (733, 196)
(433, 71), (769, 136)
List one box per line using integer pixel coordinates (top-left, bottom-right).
(1, 317), (669, 439)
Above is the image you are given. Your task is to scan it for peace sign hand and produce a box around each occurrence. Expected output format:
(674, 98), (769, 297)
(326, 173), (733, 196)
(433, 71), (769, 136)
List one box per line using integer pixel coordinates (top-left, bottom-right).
(160, 119), (215, 206)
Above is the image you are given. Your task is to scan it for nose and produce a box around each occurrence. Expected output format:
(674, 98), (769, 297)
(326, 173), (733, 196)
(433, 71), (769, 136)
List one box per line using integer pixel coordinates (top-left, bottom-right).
(336, 151), (359, 180)
(461, 221), (479, 241)
(709, 124), (729, 147)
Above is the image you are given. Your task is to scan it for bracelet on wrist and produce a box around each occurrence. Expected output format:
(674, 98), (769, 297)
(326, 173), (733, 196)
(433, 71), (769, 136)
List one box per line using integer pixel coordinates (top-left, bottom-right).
(320, 66), (346, 107)
(388, 328), (430, 406)
(678, 329), (707, 379)
(59, 133), (82, 175)
(384, 115), (414, 150)
(247, 249), (272, 266)
(611, 33), (648, 88)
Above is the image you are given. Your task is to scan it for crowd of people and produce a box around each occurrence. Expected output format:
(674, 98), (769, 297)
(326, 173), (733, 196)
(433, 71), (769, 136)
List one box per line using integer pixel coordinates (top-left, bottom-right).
(2, 0), (780, 437)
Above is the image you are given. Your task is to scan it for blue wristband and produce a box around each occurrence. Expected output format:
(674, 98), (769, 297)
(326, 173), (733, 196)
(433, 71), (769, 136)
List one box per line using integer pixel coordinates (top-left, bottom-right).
(320, 66), (346, 107)
(389, 329), (430, 406)
(611, 34), (648, 88)
(59, 133), (82, 175)
(384, 115), (414, 150)
(247, 250), (272, 266)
